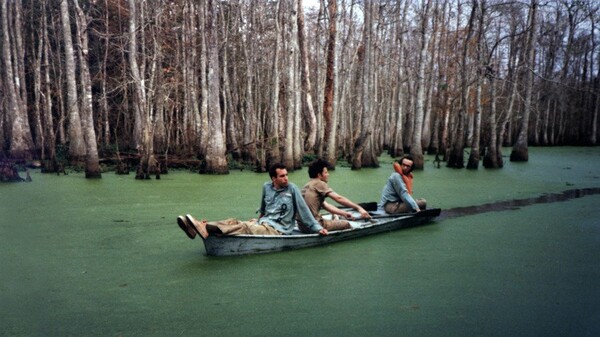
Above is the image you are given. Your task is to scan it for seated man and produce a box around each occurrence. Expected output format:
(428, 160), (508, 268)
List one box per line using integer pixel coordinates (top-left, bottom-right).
(297, 159), (371, 233)
(177, 163), (328, 239)
(378, 155), (426, 214)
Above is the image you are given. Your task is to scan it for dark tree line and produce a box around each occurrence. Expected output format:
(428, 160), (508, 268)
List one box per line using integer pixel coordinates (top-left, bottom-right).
(1, 0), (598, 179)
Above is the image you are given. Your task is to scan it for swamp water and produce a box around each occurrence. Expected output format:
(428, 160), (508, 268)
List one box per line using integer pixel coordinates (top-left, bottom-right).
(1, 147), (600, 337)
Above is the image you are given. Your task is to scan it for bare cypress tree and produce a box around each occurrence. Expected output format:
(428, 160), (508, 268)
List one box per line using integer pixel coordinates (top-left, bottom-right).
(183, 0), (202, 155)
(264, 0), (282, 169)
(60, 0), (86, 162)
(297, 0), (317, 153)
(496, 5), (522, 167)
(448, 0), (477, 169)
(389, 0), (410, 158)
(240, 1), (258, 165)
(336, 1), (360, 161)
(31, 5), (45, 157)
(2, 0), (34, 159)
(220, 3), (241, 161)
(410, 0), (432, 170)
(467, 1), (486, 170)
(198, 3), (210, 160)
(127, 0), (158, 179)
(483, 16), (503, 169)
(590, 9), (598, 145)
(423, 0), (441, 155)
(73, 0), (101, 178)
(202, 0), (228, 174)
(291, 0), (303, 169)
(351, 0), (375, 170)
(41, 0), (56, 164)
(322, 0), (337, 165)
(511, 0), (538, 162)
(283, 0), (298, 170)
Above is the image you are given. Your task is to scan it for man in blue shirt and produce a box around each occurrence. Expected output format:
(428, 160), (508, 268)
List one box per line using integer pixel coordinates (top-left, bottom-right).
(177, 163), (327, 239)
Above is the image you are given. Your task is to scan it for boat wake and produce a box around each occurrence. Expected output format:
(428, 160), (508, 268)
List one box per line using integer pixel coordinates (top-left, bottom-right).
(439, 187), (600, 220)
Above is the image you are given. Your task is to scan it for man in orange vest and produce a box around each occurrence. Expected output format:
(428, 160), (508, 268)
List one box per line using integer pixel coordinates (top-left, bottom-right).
(378, 155), (427, 214)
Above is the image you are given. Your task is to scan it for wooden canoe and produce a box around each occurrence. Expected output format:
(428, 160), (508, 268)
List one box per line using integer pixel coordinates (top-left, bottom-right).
(200, 208), (441, 256)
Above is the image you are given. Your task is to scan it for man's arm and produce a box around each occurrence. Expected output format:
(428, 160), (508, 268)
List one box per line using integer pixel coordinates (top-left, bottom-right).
(327, 192), (371, 219)
(259, 183), (267, 217)
(322, 201), (354, 220)
(291, 185), (328, 235)
(391, 175), (420, 212)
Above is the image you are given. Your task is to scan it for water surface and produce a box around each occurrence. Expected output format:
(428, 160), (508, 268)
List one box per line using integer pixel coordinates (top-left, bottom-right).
(1, 147), (599, 337)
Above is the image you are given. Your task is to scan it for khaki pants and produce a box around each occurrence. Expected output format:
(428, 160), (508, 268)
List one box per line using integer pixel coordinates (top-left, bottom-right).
(210, 218), (282, 236)
(384, 198), (427, 214)
(321, 218), (352, 231)
(298, 218), (351, 233)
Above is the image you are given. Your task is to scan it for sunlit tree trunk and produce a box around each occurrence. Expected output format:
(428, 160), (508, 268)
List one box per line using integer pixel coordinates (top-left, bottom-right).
(202, 0), (228, 174)
(389, 1), (409, 158)
(283, 0), (299, 169)
(1, 0), (34, 159)
(423, 0), (442, 154)
(220, 5), (240, 161)
(31, 9), (45, 157)
(241, 2), (258, 164)
(428, 0), (450, 158)
(182, 1), (201, 155)
(74, 0), (101, 178)
(312, 1), (324, 156)
(322, 0), (337, 166)
(442, 0), (462, 162)
(99, 0), (111, 147)
(351, 0), (375, 170)
(60, 0), (86, 161)
(41, 2), (56, 162)
(336, 1), (359, 161)
(264, 0), (282, 169)
(127, 0), (157, 179)
(297, 0), (317, 153)
(198, 3), (210, 159)
(292, 1), (303, 170)
(410, 0), (432, 170)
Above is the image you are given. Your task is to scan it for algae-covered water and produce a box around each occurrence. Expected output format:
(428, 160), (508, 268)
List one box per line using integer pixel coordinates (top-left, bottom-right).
(1, 147), (600, 337)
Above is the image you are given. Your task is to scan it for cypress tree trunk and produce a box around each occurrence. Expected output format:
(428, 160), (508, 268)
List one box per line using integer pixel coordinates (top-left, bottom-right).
(202, 0), (228, 174)
(511, 0), (538, 162)
(74, 0), (101, 178)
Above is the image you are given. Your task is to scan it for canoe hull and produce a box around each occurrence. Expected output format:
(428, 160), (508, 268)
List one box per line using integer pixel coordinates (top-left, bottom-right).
(200, 208), (441, 256)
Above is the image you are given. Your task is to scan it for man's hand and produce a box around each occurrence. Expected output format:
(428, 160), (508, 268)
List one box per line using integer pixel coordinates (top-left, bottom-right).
(357, 207), (371, 219)
(319, 228), (329, 236)
(343, 211), (355, 220)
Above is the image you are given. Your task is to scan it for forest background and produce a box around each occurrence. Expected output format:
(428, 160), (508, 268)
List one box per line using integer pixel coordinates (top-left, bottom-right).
(1, 0), (599, 179)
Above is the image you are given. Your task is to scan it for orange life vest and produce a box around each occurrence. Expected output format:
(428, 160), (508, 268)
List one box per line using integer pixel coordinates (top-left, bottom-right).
(393, 162), (413, 195)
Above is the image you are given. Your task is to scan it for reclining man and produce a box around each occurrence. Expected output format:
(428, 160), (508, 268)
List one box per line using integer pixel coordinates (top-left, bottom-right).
(177, 163), (328, 239)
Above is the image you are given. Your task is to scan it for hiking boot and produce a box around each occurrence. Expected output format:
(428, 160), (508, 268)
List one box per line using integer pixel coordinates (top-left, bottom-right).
(177, 215), (196, 239)
(186, 214), (209, 239)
